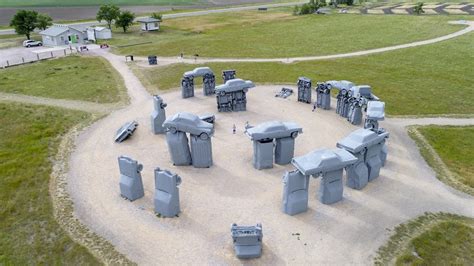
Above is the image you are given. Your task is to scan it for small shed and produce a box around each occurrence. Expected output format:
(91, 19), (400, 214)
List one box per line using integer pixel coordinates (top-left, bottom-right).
(39, 24), (87, 46)
(137, 17), (161, 31)
(87, 26), (112, 42)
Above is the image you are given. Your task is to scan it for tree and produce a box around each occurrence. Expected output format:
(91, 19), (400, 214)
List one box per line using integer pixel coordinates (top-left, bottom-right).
(96, 4), (120, 29)
(37, 13), (53, 30)
(151, 12), (162, 21)
(299, 3), (312, 14)
(115, 11), (135, 33)
(413, 2), (425, 15)
(293, 5), (300, 15)
(10, 10), (38, 40)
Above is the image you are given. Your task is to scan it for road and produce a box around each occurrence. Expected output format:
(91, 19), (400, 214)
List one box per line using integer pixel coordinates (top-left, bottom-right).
(0, 1), (306, 35)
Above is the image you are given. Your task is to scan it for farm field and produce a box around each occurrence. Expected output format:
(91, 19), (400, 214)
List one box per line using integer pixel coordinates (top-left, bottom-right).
(0, 103), (98, 264)
(0, 0), (200, 7)
(0, 56), (126, 103)
(0, 0), (288, 7)
(135, 30), (474, 116)
(109, 11), (465, 58)
(418, 125), (474, 189)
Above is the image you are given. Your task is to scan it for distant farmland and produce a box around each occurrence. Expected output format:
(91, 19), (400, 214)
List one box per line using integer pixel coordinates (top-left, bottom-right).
(0, 0), (200, 7)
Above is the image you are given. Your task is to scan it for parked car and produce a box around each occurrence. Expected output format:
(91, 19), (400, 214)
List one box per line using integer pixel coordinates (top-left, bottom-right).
(163, 112), (214, 139)
(23, 40), (42, 48)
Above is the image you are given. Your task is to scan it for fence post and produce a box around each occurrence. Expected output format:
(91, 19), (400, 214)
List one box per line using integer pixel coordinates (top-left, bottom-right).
(6, 60), (9, 67)
(37, 54), (40, 60)
(50, 51), (54, 58)
(22, 57), (25, 63)
(64, 49), (67, 56)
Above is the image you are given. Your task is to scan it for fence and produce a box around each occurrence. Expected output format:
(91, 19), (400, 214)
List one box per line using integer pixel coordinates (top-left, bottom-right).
(0, 47), (79, 69)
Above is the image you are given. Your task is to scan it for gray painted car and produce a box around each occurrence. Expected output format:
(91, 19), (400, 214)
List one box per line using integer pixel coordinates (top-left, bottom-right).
(115, 121), (138, 143)
(246, 121), (303, 141)
(184, 67), (213, 77)
(163, 112), (214, 139)
(215, 78), (255, 94)
(366, 101), (385, 120)
(326, 80), (354, 92)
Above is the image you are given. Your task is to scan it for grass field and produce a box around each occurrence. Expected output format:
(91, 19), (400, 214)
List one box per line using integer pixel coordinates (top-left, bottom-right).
(136, 29), (474, 116)
(375, 212), (474, 265)
(396, 220), (474, 265)
(0, 103), (98, 264)
(0, 33), (41, 49)
(0, 56), (126, 103)
(417, 126), (474, 189)
(109, 12), (463, 58)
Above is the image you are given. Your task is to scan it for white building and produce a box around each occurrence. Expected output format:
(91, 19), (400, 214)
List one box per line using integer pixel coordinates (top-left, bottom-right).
(87, 26), (112, 42)
(39, 24), (87, 46)
(137, 17), (161, 31)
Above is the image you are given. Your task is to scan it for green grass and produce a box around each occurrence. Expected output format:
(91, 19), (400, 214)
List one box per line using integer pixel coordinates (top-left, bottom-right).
(0, 103), (98, 264)
(109, 12), (464, 58)
(136, 30), (474, 116)
(375, 212), (474, 265)
(0, 56), (126, 103)
(417, 126), (474, 189)
(0, 33), (40, 49)
(396, 221), (474, 265)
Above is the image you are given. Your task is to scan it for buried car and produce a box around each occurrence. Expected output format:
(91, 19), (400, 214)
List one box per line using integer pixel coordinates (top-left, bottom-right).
(163, 112), (214, 139)
(246, 121), (303, 141)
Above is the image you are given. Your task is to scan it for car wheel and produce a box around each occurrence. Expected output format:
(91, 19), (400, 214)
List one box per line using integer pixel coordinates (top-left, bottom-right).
(199, 133), (209, 140)
(169, 127), (177, 134)
(38, 43), (42, 46)
(27, 45), (31, 48)
(291, 131), (299, 139)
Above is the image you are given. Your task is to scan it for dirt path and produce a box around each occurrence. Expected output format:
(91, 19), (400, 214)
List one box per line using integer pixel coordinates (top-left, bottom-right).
(136, 20), (474, 67)
(0, 91), (121, 113)
(65, 52), (474, 264)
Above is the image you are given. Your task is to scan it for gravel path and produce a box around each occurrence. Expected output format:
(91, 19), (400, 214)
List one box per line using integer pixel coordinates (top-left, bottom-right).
(64, 51), (474, 264)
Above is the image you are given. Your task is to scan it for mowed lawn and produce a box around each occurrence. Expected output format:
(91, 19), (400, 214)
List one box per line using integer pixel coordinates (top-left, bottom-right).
(0, 56), (125, 103)
(110, 12), (464, 58)
(376, 213), (474, 265)
(0, 103), (98, 264)
(418, 126), (474, 189)
(137, 31), (474, 115)
(0, 0), (197, 7)
(396, 220), (474, 265)
(0, 34), (41, 49)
